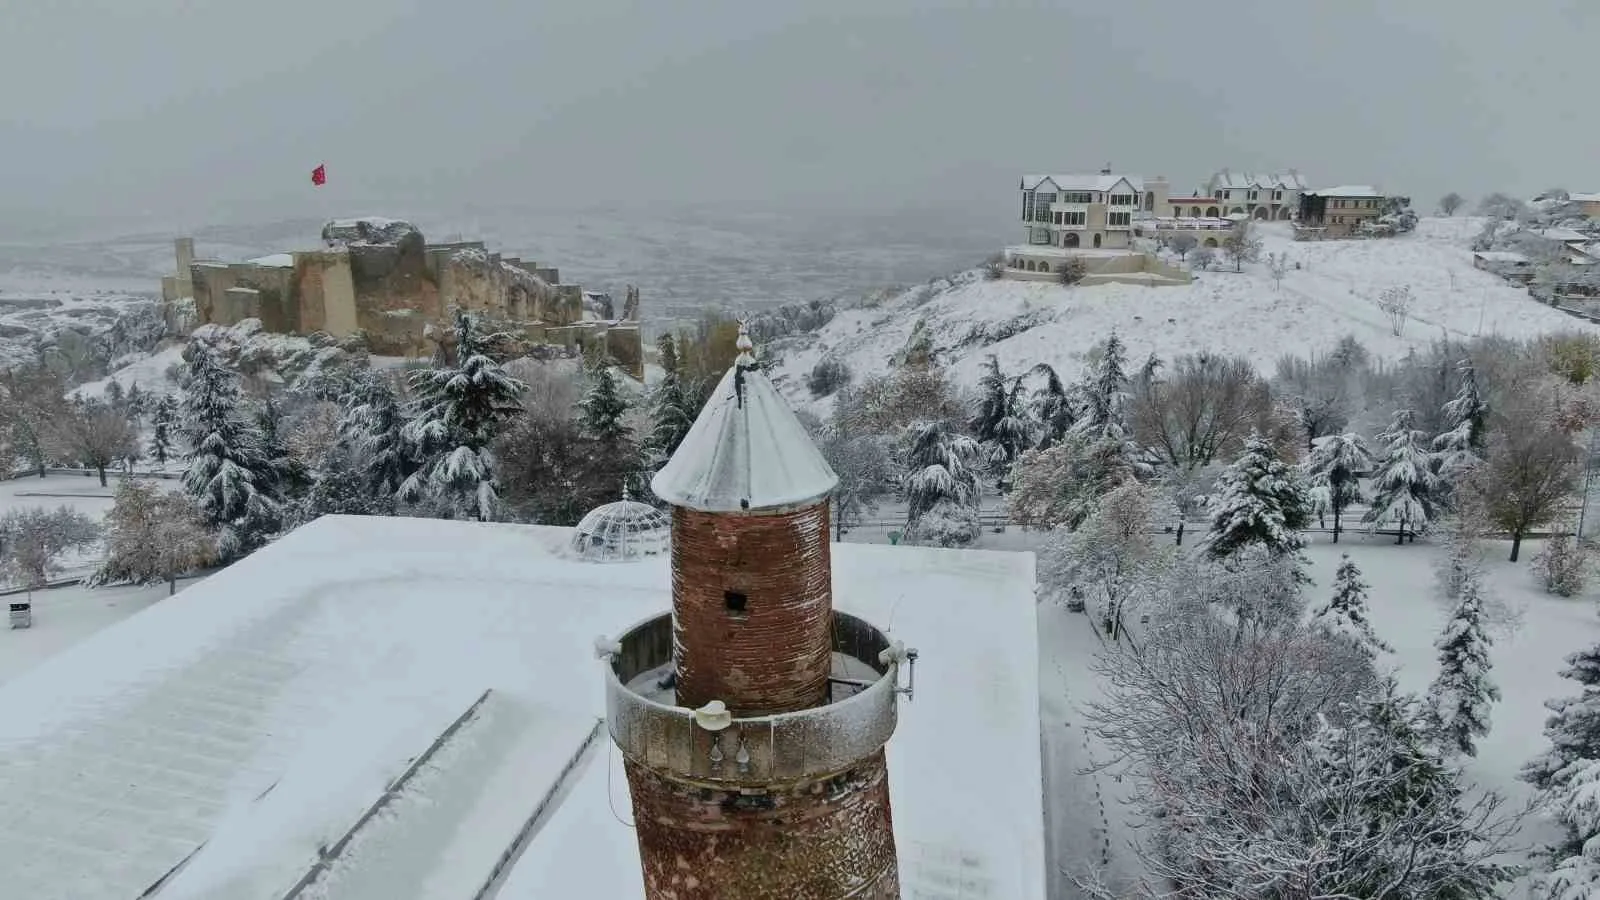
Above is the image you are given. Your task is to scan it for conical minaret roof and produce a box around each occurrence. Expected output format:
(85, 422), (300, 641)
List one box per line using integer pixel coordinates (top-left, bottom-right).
(651, 326), (837, 513)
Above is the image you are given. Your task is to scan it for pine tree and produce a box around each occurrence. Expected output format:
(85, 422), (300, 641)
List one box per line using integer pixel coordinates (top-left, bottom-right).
(399, 310), (526, 521)
(150, 394), (176, 466)
(903, 420), (981, 536)
(1314, 554), (1393, 658)
(1525, 643), (1600, 889)
(1027, 362), (1077, 450)
(1303, 432), (1374, 543)
(969, 355), (1034, 479)
(1303, 678), (1515, 897)
(1202, 431), (1311, 561)
(178, 344), (282, 562)
(1365, 408), (1439, 544)
(578, 359), (631, 446)
(338, 372), (414, 501)
(1074, 333), (1131, 441)
(1434, 358), (1490, 485)
(1427, 565), (1500, 757)
(646, 334), (693, 463)
(256, 393), (306, 500)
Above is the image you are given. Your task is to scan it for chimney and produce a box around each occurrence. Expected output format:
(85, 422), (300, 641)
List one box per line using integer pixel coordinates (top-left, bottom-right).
(602, 324), (911, 899)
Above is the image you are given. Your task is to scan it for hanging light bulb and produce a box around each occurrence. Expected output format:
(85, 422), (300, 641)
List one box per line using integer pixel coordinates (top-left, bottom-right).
(709, 736), (725, 768)
(735, 738), (751, 774)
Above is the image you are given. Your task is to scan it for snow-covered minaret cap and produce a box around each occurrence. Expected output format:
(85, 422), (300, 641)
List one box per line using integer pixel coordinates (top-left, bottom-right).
(735, 321), (756, 367)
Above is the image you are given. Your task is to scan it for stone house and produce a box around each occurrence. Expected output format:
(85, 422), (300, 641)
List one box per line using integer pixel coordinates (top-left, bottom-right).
(1203, 170), (1307, 221)
(1295, 186), (1387, 238)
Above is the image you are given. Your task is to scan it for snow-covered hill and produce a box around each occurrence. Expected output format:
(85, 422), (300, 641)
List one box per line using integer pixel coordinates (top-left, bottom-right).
(768, 218), (1595, 411)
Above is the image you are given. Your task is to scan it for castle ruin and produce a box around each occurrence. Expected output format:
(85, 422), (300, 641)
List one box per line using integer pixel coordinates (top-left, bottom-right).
(160, 218), (643, 377)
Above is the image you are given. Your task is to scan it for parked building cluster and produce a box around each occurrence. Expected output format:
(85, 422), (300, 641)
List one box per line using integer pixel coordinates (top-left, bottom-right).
(1006, 166), (1392, 284)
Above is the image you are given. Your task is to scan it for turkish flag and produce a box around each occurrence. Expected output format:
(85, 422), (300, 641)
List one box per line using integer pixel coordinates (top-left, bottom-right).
(311, 164), (326, 187)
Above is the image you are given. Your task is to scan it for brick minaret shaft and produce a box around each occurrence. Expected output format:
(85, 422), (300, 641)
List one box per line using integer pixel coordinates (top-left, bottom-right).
(627, 492), (900, 900)
(622, 332), (902, 900)
(671, 501), (834, 717)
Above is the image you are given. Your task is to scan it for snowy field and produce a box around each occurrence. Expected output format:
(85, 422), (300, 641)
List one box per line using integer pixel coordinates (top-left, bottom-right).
(769, 217), (1594, 414)
(0, 515), (1044, 900)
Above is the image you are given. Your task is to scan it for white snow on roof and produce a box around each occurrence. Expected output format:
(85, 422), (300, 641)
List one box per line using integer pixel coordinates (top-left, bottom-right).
(1475, 250), (1531, 263)
(0, 515), (1044, 900)
(1309, 185), (1383, 198)
(1021, 174), (1144, 193)
(1569, 192), (1600, 203)
(651, 357), (838, 512)
(246, 253), (295, 268)
(1209, 170), (1308, 190)
(327, 216), (402, 229)
(1537, 226), (1592, 243)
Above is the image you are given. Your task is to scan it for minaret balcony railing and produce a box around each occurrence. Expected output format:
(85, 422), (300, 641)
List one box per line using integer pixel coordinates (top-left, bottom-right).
(597, 610), (914, 787)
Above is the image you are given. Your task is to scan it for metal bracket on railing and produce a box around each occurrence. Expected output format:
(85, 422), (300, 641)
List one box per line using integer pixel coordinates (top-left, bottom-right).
(880, 641), (920, 703)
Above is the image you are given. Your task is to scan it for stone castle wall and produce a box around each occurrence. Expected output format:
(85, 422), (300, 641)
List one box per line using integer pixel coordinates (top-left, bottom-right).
(169, 224), (643, 376)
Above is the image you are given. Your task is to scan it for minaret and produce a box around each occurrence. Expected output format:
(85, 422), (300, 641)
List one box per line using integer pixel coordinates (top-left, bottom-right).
(597, 325), (911, 899)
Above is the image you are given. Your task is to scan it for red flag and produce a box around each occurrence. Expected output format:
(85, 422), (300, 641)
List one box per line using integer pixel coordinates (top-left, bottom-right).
(311, 164), (326, 187)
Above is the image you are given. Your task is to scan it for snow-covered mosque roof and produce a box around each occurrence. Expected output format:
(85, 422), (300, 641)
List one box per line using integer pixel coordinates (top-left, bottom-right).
(0, 515), (1044, 900)
(651, 329), (837, 512)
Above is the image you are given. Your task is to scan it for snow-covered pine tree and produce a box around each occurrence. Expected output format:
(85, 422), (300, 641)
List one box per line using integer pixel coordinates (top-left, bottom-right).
(646, 334), (693, 463)
(1299, 678), (1516, 897)
(399, 310), (526, 521)
(1304, 432), (1373, 543)
(150, 393), (176, 466)
(1524, 643), (1600, 893)
(256, 393), (307, 500)
(178, 343), (282, 562)
(337, 371), (413, 502)
(902, 420), (981, 545)
(578, 358), (631, 447)
(1026, 362), (1078, 450)
(969, 355), (1034, 480)
(1433, 358), (1490, 486)
(1364, 408), (1439, 544)
(1071, 334), (1152, 480)
(1201, 430), (1311, 562)
(1314, 554), (1393, 659)
(1426, 564), (1500, 757)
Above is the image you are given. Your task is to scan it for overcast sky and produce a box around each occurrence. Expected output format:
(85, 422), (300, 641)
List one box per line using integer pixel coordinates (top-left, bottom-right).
(1, 0), (1594, 233)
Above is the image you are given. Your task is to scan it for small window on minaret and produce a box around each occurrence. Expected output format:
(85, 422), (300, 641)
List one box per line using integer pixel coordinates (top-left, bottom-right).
(724, 591), (748, 614)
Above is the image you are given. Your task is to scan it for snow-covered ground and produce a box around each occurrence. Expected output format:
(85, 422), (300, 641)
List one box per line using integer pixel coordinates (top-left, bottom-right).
(769, 218), (1594, 414)
(1037, 530), (1599, 896)
(0, 581), (187, 685)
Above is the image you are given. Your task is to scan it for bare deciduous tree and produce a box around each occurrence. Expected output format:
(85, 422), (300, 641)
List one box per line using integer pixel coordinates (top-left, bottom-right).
(1378, 285), (1413, 337)
(1130, 352), (1275, 470)
(1273, 352), (1354, 452)
(1266, 252), (1289, 291)
(51, 399), (137, 486)
(1191, 246), (1218, 271)
(1167, 232), (1197, 263)
(0, 365), (68, 478)
(1221, 220), (1262, 272)
(1469, 385), (1582, 561)
(0, 505), (100, 593)
(1439, 192), (1465, 216)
